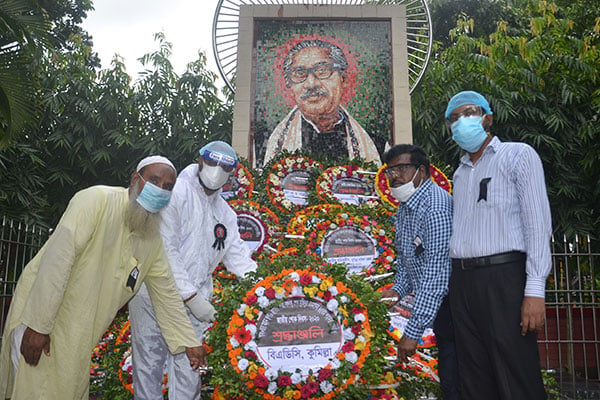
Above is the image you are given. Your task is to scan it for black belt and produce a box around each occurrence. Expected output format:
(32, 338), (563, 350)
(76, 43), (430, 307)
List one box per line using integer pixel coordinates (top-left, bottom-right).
(452, 251), (526, 270)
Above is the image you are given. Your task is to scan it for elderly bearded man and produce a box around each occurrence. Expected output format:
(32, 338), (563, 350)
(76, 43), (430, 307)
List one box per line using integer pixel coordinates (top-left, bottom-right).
(0, 156), (206, 400)
(263, 39), (381, 166)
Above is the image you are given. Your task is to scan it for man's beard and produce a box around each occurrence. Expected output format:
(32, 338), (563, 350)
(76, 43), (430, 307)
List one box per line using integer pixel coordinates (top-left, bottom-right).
(126, 182), (159, 236)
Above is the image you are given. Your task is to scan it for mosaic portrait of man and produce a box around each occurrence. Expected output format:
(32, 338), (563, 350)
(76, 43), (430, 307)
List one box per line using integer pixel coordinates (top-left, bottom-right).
(252, 22), (393, 167)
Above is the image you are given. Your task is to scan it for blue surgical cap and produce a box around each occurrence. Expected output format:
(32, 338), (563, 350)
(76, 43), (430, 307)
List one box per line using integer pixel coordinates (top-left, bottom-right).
(445, 90), (493, 120)
(199, 141), (238, 168)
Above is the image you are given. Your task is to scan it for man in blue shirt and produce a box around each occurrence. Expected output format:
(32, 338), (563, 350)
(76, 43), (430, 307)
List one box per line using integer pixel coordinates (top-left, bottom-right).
(446, 90), (551, 399)
(380, 144), (459, 400)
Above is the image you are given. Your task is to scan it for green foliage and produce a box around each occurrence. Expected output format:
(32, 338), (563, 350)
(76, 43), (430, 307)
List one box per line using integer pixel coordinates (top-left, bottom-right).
(415, 0), (600, 237)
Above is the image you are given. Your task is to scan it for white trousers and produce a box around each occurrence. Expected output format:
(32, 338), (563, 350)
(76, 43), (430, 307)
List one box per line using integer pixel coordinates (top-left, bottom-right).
(129, 290), (207, 400)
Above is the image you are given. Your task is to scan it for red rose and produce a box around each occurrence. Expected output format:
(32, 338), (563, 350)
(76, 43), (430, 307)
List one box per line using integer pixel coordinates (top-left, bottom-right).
(317, 368), (334, 382)
(323, 290), (333, 301)
(244, 351), (257, 360)
(246, 295), (258, 305)
(300, 381), (319, 398)
(265, 288), (276, 299)
(342, 341), (355, 353)
(351, 323), (362, 335)
(254, 373), (269, 389)
(351, 306), (363, 314)
(277, 375), (292, 386)
(351, 364), (360, 373)
(299, 274), (313, 286)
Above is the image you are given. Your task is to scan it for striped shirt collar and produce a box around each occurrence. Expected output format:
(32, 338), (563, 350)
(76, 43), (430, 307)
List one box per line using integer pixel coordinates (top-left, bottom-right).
(459, 135), (501, 167)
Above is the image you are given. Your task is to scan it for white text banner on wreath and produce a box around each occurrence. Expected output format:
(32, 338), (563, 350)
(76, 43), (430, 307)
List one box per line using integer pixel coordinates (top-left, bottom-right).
(321, 226), (378, 274)
(256, 298), (342, 375)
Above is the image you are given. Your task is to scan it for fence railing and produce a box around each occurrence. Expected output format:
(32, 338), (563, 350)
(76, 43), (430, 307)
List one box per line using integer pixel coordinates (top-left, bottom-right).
(0, 216), (598, 395)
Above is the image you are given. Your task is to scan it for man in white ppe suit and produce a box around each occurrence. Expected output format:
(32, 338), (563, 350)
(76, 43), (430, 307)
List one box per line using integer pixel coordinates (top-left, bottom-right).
(129, 141), (258, 399)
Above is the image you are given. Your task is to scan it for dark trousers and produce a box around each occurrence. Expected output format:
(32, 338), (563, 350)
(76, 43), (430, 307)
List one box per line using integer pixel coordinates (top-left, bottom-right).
(449, 259), (547, 400)
(434, 297), (462, 400)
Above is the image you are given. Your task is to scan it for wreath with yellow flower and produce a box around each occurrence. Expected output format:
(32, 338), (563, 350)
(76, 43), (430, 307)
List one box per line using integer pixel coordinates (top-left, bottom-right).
(315, 165), (380, 207)
(221, 162), (255, 200)
(375, 164), (452, 209)
(224, 267), (372, 400)
(227, 199), (282, 255)
(266, 156), (323, 213)
(286, 204), (343, 237)
(300, 211), (395, 276)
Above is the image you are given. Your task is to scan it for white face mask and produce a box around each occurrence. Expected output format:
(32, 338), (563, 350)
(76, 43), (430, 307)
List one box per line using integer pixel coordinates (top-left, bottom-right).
(390, 168), (420, 203)
(199, 164), (230, 190)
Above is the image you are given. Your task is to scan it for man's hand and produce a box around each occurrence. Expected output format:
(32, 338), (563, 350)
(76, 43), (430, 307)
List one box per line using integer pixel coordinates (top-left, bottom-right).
(20, 327), (50, 366)
(380, 289), (399, 307)
(396, 336), (418, 364)
(521, 296), (546, 336)
(185, 346), (207, 371)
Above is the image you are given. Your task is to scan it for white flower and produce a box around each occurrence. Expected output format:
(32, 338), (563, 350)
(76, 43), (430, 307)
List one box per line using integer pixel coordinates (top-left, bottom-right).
(238, 358), (249, 371)
(343, 328), (356, 341)
(265, 368), (279, 380)
(357, 335), (366, 343)
(229, 336), (240, 348)
(328, 286), (338, 296)
(330, 223), (337, 229)
(340, 295), (349, 304)
(327, 299), (339, 312)
(354, 313), (366, 322)
(312, 275), (321, 284)
(291, 286), (304, 297)
(340, 213), (349, 219)
(291, 372), (302, 384)
(289, 272), (300, 281)
(275, 290), (285, 299)
(267, 382), (278, 394)
(386, 256), (394, 262)
(345, 351), (358, 363)
(258, 296), (270, 308)
(379, 229), (386, 236)
(255, 287), (265, 296)
(244, 341), (257, 352)
(329, 358), (341, 369)
(320, 381), (334, 393)
(363, 226), (371, 233)
(237, 304), (246, 315)
(246, 324), (257, 336)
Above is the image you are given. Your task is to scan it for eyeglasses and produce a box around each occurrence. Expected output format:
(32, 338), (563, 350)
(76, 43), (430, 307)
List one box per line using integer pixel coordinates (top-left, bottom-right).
(289, 62), (342, 84)
(447, 106), (483, 124)
(202, 156), (235, 173)
(384, 163), (417, 177)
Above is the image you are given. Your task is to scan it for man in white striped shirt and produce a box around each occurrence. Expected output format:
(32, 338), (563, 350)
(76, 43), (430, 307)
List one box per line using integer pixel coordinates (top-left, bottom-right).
(445, 90), (551, 400)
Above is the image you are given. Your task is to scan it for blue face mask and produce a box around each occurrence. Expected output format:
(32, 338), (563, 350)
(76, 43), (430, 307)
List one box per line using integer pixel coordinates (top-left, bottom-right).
(451, 115), (488, 153)
(136, 178), (172, 213)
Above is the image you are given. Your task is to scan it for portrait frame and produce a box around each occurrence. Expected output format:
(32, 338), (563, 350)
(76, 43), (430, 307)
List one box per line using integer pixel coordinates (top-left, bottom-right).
(231, 5), (412, 167)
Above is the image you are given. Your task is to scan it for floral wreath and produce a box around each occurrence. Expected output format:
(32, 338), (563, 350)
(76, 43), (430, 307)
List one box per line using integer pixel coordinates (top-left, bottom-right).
(222, 163), (254, 199)
(266, 156), (322, 213)
(225, 268), (372, 400)
(286, 204), (343, 237)
(375, 164), (452, 209)
(315, 165), (380, 207)
(304, 212), (395, 276)
(228, 199), (281, 254)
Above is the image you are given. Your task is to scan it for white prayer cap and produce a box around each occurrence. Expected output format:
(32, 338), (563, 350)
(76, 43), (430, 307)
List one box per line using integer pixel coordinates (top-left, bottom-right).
(136, 155), (176, 173)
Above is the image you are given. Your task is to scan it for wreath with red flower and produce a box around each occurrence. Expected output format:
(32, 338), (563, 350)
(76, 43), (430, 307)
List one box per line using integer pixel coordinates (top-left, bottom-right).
(266, 156), (322, 213)
(224, 268), (372, 400)
(303, 212), (395, 276)
(227, 199), (282, 255)
(375, 164), (452, 209)
(286, 204), (343, 237)
(315, 165), (380, 207)
(221, 163), (255, 199)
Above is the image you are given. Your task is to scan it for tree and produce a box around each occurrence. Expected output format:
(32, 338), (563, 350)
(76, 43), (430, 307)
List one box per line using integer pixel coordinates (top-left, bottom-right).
(413, 0), (600, 236)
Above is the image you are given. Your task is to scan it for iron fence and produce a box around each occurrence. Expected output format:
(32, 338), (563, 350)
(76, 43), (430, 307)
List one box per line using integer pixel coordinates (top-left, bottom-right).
(0, 216), (598, 397)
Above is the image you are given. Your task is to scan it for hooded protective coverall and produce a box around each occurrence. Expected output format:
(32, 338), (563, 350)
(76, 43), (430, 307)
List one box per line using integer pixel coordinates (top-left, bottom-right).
(0, 186), (201, 400)
(129, 163), (257, 399)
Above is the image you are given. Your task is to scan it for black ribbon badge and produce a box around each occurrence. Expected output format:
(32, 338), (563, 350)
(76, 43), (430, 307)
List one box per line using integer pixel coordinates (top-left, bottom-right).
(212, 223), (227, 251)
